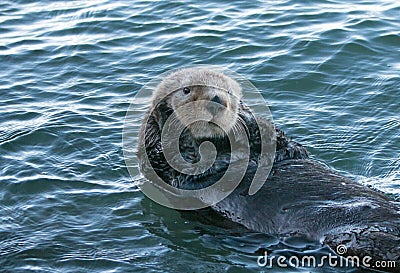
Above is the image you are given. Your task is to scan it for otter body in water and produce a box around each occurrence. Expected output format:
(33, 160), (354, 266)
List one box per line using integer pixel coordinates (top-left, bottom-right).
(138, 68), (400, 272)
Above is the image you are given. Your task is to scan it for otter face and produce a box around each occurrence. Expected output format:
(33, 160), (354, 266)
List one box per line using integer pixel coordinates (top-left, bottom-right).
(153, 68), (242, 139)
(170, 84), (238, 139)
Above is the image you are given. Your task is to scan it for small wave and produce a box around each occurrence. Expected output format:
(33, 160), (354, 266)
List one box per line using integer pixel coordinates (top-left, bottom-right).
(359, 172), (400, 198)
(372, 33), (400, 47)
(0, 114), (48, 145)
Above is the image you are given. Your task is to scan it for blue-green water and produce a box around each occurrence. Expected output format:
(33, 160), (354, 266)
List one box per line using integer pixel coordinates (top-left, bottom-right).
(1, 0), (399, 272)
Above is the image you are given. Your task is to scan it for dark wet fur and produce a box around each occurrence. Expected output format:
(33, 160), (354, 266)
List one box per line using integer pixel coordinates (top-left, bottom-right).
(138, 101), (309, 188)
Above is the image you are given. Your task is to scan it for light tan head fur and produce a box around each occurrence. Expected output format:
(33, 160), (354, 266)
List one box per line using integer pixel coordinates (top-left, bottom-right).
(152, 68), (242, 139)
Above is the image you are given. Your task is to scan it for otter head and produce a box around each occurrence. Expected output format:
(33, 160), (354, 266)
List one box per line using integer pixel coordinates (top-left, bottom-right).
(152, 68), (242, 139)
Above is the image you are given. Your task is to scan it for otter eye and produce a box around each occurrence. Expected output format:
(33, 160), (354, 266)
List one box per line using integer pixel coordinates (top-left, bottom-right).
(183, 87), (191, 95)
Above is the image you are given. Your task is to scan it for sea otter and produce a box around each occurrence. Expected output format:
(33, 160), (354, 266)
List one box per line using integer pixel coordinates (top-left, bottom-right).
(137, 67), (400, 272)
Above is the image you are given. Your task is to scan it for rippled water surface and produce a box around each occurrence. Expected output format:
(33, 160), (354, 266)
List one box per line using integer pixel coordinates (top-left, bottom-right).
(1, 0), (399, 272)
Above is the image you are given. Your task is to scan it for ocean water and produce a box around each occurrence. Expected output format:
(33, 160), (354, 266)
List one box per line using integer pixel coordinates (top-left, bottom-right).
(1, 0), (399, 272)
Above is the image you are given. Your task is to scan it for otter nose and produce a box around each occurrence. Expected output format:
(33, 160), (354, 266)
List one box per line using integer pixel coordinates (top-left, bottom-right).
(211, 95), (222, 105)
(207, 95), (224, 115)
